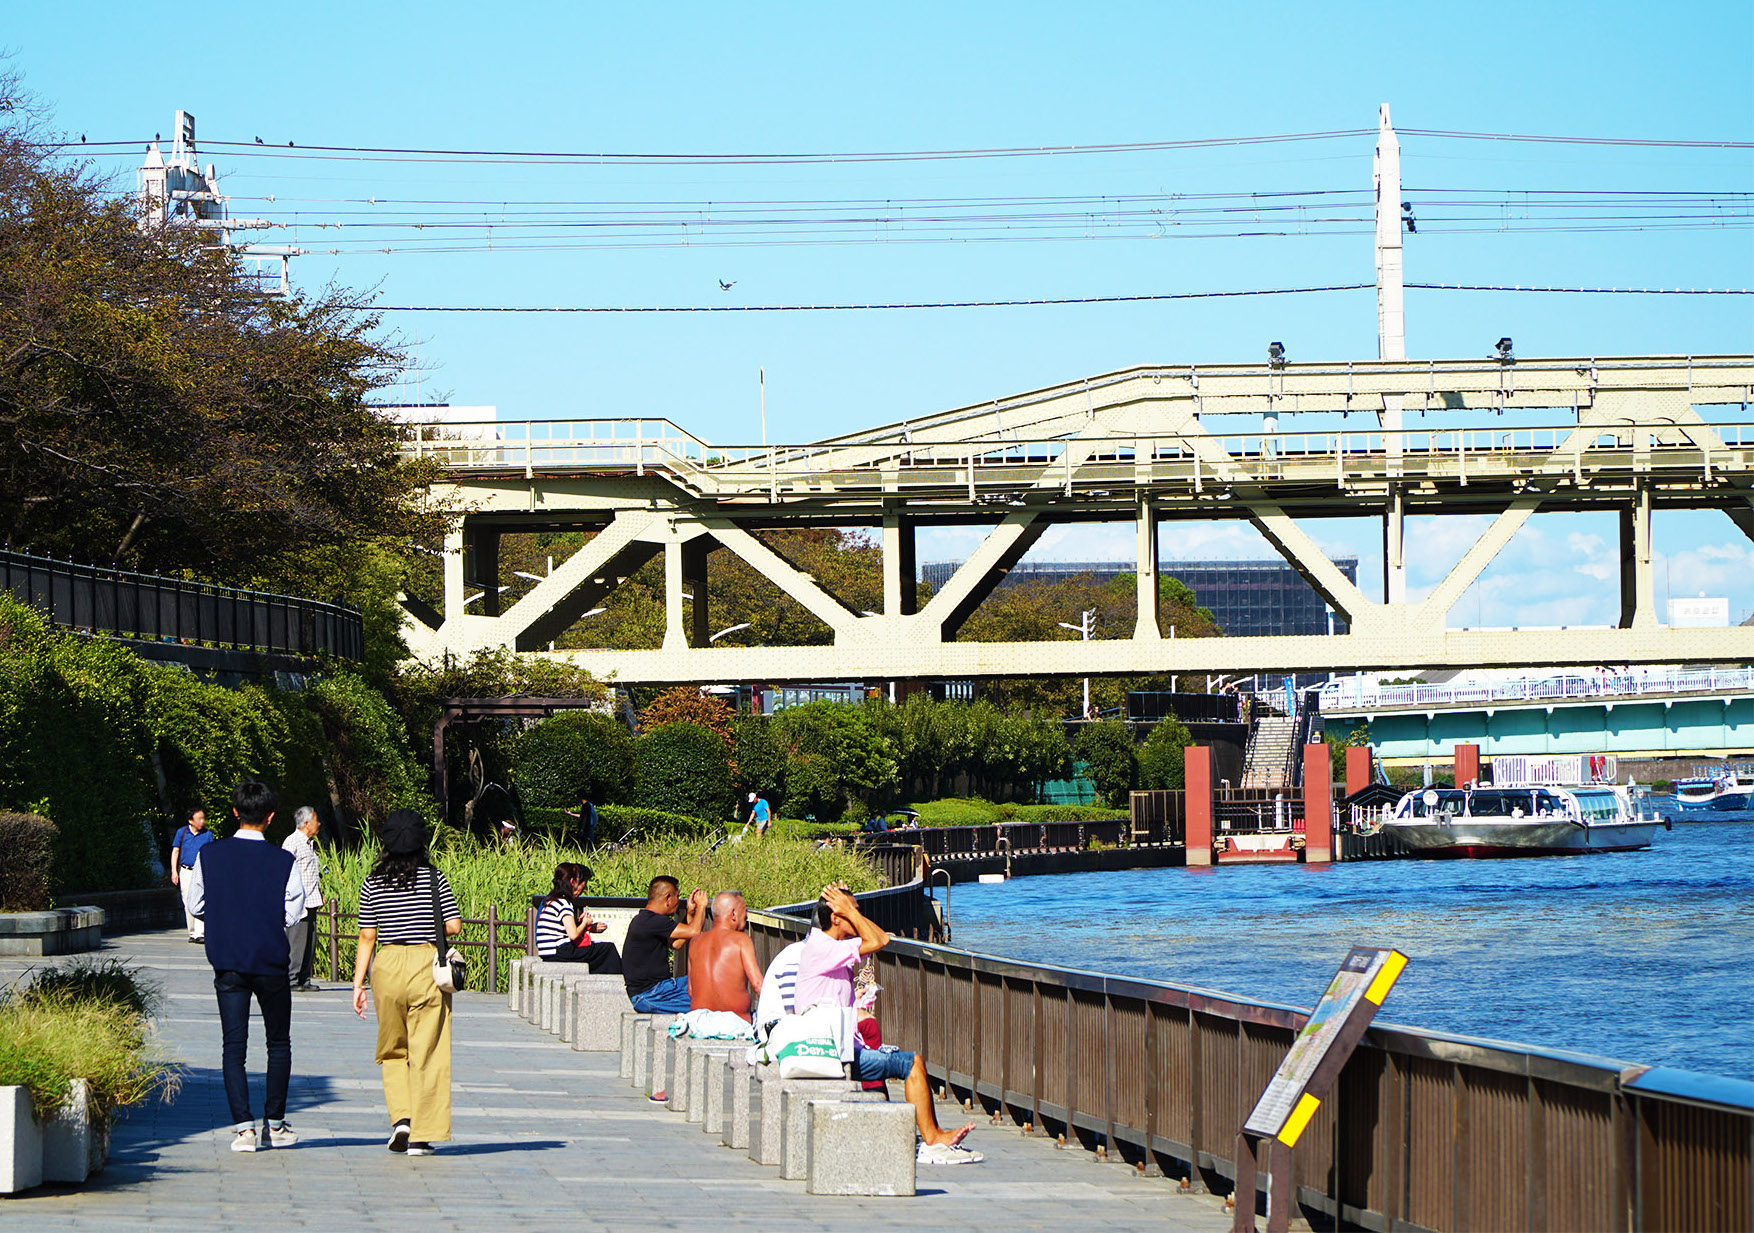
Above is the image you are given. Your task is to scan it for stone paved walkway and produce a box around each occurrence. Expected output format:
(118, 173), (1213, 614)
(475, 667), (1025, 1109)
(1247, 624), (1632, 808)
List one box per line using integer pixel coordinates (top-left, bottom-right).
(1, 932), (1233, 1230)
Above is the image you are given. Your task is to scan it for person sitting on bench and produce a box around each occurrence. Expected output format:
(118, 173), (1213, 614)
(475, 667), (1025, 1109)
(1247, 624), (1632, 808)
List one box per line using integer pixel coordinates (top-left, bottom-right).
(687, 890), (765, 1021)
(796, 883), (982, 1165)
(623, 875), (706, 1014)
(534, 863), (622, 973)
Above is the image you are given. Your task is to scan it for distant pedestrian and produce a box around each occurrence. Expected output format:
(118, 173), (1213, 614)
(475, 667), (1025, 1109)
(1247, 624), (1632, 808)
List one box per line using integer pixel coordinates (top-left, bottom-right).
(570, 791), (599, 849)
(282, 807), (325, 991)
(185, 779), (306, 1153)
(351, 809), (461, 1157)
(747, 792), (772, 837)
(170, 806), (215, 943)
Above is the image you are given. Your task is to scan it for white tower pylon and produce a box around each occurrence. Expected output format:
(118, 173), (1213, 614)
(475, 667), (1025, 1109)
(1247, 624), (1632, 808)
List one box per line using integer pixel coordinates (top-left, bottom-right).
(1374, 103), (1408, 604)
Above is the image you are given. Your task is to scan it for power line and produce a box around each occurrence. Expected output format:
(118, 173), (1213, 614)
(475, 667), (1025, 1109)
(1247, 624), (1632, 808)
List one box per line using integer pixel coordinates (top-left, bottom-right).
(1406, 282), (1753, 294)
(366, 284), (1375, 311)
(1403, 129), (1754, 150)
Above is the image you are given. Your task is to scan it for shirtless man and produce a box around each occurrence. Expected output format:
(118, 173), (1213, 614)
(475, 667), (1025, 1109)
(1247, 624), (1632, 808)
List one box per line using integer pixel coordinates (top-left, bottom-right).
(688, 891), (764, 1020)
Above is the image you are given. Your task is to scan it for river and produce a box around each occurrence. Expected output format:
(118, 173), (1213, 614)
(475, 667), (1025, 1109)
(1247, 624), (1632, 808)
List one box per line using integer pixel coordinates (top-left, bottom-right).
(947, 820), (1753, 1079)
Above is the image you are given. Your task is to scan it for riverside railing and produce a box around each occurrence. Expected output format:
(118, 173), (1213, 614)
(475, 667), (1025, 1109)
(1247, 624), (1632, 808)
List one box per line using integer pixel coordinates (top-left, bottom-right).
(747, 898), (1753, 1233)
(1322, 666), (1754, 713)
(0, 549), (363, 660)
(864, 819), (1136, 862)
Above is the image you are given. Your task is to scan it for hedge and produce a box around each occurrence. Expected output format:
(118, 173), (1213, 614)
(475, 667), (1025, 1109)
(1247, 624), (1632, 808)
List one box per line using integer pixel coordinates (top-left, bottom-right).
(510, 711), (635, 809)
(632, 722), (733, 823)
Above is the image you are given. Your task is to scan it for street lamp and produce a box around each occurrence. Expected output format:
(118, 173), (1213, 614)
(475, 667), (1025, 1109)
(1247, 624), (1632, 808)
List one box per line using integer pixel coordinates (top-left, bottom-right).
(709, 622), (751, 643)
(1057, 607), (1098, 718)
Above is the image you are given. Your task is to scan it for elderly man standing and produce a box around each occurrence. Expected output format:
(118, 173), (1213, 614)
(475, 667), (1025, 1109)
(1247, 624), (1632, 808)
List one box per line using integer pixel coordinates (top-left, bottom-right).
(170, 806), (215, 942)
(687, 891), (764, 1020)
(282, 807), (325, 992)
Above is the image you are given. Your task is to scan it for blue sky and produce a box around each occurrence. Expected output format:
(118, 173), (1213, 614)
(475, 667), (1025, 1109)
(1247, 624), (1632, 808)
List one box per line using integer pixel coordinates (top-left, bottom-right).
(12, 1), (1753, 627)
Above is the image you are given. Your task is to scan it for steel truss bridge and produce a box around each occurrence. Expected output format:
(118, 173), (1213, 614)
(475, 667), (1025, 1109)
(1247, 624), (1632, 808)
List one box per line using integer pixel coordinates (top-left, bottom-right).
(402, 354), (1754, 685)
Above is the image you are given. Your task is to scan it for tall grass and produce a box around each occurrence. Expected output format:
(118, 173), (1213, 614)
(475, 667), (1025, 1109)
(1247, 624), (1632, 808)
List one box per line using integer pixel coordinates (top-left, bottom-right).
(906, 797), (1129, 826)
(315, 833), (880, 992)
(0, 961), (179, 1120)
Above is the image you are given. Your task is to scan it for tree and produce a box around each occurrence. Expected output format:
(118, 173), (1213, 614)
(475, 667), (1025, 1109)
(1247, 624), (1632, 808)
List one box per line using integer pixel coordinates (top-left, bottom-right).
(638, 687), (735, 749)
(0, 70), (446, 587)
(1074, 720), (1137, 808)
(510, 711), (635, 810)
(771, 701), (898, 822)
(632, 722), (734, 823)
(1137, 715), (1193, 790)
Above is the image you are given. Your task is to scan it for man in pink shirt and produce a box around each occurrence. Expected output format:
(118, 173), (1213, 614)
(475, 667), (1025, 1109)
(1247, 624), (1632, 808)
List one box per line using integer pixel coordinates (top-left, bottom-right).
(793, 884), (980, 1164)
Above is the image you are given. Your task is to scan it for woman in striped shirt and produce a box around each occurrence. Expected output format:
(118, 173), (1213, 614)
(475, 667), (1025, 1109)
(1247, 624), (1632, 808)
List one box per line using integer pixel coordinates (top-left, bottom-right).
(351, 810), (461, 1157)
(535, 863), (622, 973)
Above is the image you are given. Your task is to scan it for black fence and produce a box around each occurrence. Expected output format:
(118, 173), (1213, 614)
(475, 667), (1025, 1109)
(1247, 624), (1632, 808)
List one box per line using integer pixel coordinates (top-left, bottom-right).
(1, 549), (363, 660)
(1125, 691), (1242, 723)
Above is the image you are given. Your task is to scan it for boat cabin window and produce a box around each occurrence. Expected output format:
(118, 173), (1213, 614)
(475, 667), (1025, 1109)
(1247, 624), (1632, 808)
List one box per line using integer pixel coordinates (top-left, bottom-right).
(1571, 789), (1620, 821)
(1464, 790), (1534, 817)
(1407, 789), (1467, 817)
(1533, 791), (1562, 816)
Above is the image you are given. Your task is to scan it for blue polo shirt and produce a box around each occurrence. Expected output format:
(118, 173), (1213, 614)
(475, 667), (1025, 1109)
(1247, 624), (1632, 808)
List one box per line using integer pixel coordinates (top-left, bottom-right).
(173, 824), (215, 868)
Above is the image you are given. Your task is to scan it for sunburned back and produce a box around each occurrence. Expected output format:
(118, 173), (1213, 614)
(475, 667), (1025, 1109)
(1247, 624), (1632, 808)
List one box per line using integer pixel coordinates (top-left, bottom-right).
(688, 927), (758, 1019)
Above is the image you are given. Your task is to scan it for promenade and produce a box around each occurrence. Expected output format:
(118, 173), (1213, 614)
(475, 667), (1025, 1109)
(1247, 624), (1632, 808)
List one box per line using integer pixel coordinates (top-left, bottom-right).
(1, 931), (1232, 1231)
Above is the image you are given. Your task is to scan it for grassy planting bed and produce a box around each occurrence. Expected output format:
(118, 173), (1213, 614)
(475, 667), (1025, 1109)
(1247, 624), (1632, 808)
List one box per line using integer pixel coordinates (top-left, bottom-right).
(902, 798), (1129, 827)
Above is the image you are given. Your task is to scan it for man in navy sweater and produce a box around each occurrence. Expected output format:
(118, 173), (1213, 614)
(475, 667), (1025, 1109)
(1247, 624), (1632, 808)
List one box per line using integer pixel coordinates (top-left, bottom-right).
(186, 778), (307, 1152)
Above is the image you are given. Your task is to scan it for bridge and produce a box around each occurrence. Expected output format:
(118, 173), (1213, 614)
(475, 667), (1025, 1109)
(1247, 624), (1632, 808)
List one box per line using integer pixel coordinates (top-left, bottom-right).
(401, 353), (1754, 684)
(1323, 666), (1754, 764)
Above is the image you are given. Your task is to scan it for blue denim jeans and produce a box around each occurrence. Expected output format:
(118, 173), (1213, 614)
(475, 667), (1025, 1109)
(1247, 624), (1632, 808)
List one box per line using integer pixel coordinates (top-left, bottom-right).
(629, 976), (691, 1014)
(214, 969), (292, 1127)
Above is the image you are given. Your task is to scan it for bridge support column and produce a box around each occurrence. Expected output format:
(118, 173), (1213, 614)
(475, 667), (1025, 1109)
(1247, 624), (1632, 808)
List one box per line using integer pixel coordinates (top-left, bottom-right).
(443, 525), (466, 625)
(882, 512), (917, 616)
(662, 539), (709, 651)
(1345, 745), (1372, 797)
(1302, 744), (1332, 864)
(1454, 743), (1480, 788)
(1185, 746), (1213, 866)
(1134, 497), (1160, 641)
(682, 538), (710, 647)
(1383, 486), (1406, 606)
(465, 527), (501, 616)
(1618, 484), (1655, 629)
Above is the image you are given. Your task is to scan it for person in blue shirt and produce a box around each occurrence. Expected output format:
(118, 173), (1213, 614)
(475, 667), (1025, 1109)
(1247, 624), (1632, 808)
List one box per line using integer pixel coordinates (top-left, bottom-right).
(747, 792), (772, 837)
(170, 807), (216, 942)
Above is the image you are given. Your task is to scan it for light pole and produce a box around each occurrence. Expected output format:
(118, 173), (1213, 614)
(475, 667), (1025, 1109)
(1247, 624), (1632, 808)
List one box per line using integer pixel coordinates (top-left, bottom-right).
(709, 622), (751, 643)
(1058, 607), (1097, 718)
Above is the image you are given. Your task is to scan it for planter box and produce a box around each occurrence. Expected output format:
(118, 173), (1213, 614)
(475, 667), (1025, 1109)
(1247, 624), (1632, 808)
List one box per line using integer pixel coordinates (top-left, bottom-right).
(0, 1087), (43, 1195)
(1, 1079), (110, 1194)
(0, 907), (105, 956)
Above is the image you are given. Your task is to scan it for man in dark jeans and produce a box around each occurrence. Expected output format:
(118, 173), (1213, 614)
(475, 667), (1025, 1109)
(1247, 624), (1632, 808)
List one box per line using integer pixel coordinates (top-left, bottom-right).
(623, 875), (706, 1015)
(186, 778), (307, 1152)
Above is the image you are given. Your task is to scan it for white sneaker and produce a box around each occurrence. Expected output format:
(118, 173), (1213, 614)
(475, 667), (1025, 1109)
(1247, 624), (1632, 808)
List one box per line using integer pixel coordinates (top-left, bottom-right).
(917, 1141), (983, 1165)
(231, 1127), (258, 1153)
(264, 1120), (298, 1148)
(405, 1141), (437, 1156)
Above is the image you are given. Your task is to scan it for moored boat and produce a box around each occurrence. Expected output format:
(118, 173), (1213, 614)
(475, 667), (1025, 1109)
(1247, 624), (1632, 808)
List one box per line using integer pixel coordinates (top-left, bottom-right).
(1668, 762), (1754, 816)
(1383, 784), (1669, 858)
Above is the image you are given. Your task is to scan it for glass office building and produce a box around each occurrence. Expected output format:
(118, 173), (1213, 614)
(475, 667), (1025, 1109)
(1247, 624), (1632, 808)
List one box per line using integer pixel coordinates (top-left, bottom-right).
(917, 557), (1359, 638)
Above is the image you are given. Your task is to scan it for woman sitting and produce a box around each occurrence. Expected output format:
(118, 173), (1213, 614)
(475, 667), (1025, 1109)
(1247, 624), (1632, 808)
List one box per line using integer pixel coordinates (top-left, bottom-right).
(535, 862), (622, 973)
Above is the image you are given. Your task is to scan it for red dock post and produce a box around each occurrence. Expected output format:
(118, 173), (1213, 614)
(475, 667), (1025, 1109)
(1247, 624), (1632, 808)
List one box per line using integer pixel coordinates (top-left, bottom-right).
(1345, 744), (1372, 797)
(1454, 743), (1481, 788)
(1185, 745), (1214, 867)
(1303, 743), (1332, 864)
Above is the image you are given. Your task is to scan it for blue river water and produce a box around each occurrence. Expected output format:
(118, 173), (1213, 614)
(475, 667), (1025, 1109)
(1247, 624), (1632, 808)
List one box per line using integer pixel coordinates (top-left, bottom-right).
(947, 820), (1754, 1079)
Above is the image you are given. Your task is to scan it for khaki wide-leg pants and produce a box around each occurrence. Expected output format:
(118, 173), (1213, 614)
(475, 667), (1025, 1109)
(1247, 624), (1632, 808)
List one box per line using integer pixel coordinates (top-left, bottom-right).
(371, 943), (452, 1141)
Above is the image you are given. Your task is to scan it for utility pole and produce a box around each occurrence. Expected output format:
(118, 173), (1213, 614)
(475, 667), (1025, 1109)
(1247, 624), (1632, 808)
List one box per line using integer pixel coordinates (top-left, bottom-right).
(760, 367), (767, 447)
(1374, 103), (1408, 605)
(1058, 608), (1097, 718)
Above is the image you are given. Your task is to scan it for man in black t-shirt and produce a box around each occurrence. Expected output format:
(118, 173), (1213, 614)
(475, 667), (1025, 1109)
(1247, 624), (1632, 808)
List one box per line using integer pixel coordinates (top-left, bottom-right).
(623, 875), (706, 1014)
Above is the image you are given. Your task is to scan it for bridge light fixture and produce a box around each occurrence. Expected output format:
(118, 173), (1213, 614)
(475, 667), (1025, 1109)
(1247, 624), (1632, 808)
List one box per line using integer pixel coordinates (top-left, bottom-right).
(709, 622), (751, 642)
(1267, 341), (1287, 369)
(1494, 337), (1515, 364)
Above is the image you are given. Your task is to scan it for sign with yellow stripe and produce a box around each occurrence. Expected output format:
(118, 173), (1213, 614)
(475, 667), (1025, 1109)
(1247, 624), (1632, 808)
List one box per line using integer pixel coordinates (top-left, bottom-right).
(1241, 946), (1409, 1144)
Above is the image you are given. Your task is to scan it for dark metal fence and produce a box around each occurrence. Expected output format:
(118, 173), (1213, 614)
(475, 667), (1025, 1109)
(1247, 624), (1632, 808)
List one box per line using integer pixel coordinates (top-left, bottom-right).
(0, 549), (363, 660)
(747, 895), (1752, 1233)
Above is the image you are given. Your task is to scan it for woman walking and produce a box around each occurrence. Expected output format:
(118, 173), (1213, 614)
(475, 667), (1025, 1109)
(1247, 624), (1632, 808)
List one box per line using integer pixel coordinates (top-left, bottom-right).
(535, 863), (622, 972)
(351, 810), (461, 1156)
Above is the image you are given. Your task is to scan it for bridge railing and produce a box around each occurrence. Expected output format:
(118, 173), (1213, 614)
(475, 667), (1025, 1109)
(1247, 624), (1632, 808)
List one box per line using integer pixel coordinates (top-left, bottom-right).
(863, 818), (1134, 861)
(0, 550), (363, 660)
(745, 901), (1753, 1232)
(1323, 665), (1754, 712)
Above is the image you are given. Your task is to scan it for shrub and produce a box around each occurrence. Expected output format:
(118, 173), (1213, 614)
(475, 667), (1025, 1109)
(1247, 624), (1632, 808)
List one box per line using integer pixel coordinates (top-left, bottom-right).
(0, 812), (57, 911)
(732, 713), (788, 808)
(300, 669), (433, 826)
(771, 702), (898, 823)
(597, 805), (721, 843)
(907, 798), (1003, 827)
(1001, 803), (1129, 822)
(1138, 716), (1192, 791)
(1074, 720), (1137, 808)
(632, 723), (733, 823)
(510, 711), (636, 810)
(20, 958), (159, 1020)
(638, 687), (735, 748)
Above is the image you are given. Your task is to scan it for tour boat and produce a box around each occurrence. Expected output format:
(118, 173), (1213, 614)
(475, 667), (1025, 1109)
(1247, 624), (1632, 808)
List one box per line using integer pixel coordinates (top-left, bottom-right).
(1667, 762), (1754, 816)
(1382, 784), (1669, 858)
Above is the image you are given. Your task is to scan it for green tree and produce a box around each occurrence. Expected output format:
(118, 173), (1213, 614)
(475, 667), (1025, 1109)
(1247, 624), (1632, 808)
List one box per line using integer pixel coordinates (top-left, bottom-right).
(1137, 715), (1193, 790)
(0, 72), (447, 586)
(771, 702), (898, 822)
(1074, 719), (1137, 808)
(633, 723), (734, 823)
(510, 711), (636, 810)
(732, 714), (788, 807)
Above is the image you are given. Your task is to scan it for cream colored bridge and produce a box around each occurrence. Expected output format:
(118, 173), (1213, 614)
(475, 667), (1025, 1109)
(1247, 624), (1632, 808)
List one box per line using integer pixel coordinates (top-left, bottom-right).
(403, 354), (1754, 685)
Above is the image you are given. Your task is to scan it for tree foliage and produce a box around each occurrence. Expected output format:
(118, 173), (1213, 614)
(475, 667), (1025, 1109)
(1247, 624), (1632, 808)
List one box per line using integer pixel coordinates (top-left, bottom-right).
(0, 70), (445, 587)
(1074, 719), (1137, 808)
(632, 722), (734, 823)
(863, 695), (1069, 802)
(770, 701), (899, 822)
(509, 711), (635, 810)
(638, 687), (735, 748)
(1137, 715), (1193, 791)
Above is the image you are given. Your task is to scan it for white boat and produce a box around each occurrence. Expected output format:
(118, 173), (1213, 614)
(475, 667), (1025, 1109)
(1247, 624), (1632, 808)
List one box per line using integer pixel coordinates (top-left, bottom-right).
(1668, 762), (1754, 816)
(1383, 784), (1669, 858)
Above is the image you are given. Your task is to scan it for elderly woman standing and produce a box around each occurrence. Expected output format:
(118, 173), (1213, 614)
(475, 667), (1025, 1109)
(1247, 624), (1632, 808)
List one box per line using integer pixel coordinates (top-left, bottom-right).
(351, 810), (461, 1157)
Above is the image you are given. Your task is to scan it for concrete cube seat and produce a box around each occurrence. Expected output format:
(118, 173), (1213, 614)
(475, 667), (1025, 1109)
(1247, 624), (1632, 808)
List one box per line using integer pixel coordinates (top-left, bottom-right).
(560, 975), (633, 1050)
(780, 1088), (888, 1180)
(748, 1066), (862, 1166)
(807, 1100), (917, 1196)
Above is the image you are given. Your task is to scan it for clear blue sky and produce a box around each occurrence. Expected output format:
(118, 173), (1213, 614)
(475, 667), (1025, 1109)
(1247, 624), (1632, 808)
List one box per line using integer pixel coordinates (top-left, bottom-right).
(12, 2), (1753, 629)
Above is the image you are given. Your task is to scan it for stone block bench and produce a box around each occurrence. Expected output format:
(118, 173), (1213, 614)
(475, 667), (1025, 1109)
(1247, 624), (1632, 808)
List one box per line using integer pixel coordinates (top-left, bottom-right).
(509, 959), (631, 1051)
(0, 907), (104, 957)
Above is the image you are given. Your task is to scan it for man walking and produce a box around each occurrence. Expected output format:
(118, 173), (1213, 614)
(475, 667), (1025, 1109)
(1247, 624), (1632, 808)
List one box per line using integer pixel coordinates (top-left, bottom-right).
(282, 807), (325, 992)
(169, 807), (214, 942)
(186, 778), (306, 1152)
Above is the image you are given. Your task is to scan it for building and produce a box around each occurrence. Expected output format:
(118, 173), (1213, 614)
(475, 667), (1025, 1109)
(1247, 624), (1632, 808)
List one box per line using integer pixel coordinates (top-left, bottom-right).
(916, 558), (1359, 638)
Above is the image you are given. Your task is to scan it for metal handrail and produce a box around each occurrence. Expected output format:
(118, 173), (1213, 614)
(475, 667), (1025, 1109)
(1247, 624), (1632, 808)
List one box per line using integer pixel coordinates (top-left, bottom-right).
(1324, 665), (1754, 712)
